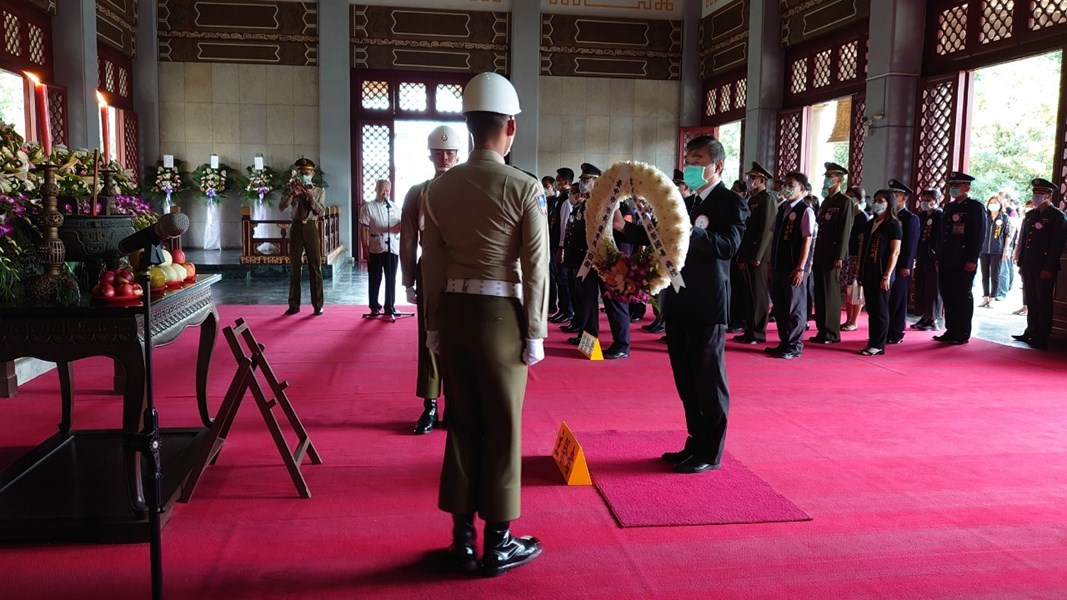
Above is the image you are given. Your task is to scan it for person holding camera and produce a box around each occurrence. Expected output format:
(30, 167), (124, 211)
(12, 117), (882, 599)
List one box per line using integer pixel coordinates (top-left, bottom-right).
(280, 157), (326, 316)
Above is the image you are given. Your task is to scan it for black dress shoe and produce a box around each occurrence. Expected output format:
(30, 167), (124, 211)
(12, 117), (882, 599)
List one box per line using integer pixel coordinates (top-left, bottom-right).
(649, 323), (667, 334)
(629, 315), (642, 323)
(566, 336), (582, 345)
(932, 334), (951, 343)
(368, 309), (381, 316)
(661, 449), (693, 464)
(313, 307), (324, 316)
(284, 307), (299, 315)
(641, 319), (662, 332)
(414, 398), (438, 435)
(449, 514), (479, 574)
(775, 349), (802, 359)
(603, 346), (629, 359)
(886, 338), (903, 345)
(560, 323), (581, 333)
(482, 524), (542, 577)
(726, 326), (745, 334)
(1027, 340), (1048, 349)
(764, 345), (787, 354)
(549, 312), (573, 323)
(1011, 334), (1031, 342)
(673, 456), (721, 474)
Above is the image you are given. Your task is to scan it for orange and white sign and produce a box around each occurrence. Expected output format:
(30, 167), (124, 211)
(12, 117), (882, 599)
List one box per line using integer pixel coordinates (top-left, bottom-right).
(551, 421), (591, 486)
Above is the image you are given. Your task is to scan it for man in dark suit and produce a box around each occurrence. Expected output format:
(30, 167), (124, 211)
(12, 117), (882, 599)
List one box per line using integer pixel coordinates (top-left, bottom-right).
(911, 189), (944, 331)
(934, 172), (989, 344)
(887, 179), (920, 344)
(810, 162), (855, 344)
(733, 162), (777, 344)
(622, 136), (747, 473)
(1012, 178), (1067, 349)
(549, 168), (574, 324)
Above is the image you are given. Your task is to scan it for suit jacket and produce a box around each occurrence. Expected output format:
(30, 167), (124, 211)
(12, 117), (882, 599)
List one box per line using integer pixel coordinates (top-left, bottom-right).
(916, 209), (942, 262)
(937, 196), (988, 267)
(896, 208), (920, 273)
(736, 188), (776, 263)
(813, 192), (855, 266)
(1017, 204), (1067, 273)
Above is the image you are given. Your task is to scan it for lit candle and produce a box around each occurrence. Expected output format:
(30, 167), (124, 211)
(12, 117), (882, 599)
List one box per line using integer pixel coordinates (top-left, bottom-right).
(97, 91), (110, 162)
(25, 72), (51, 157)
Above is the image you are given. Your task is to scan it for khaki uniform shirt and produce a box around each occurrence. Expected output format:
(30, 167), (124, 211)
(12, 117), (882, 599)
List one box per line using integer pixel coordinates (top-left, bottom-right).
(280, 186), (325, 221)
(421, 149), (550, 339)
(400, 179), (431, 288)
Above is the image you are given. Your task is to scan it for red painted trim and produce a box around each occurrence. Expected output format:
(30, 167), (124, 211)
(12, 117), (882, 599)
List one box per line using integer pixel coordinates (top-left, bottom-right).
(678, 126), (719, 169)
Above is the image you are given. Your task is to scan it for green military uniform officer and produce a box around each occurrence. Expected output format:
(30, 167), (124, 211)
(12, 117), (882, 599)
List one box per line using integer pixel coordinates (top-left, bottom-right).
(421, 72), (549, 577)
(280, 157), (326, 316)
(400, 125), (462, 434)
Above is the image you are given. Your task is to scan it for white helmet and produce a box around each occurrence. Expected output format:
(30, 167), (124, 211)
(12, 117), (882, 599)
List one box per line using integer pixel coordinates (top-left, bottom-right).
(427, 125), (462, 150)
(462, 72), (521, 115)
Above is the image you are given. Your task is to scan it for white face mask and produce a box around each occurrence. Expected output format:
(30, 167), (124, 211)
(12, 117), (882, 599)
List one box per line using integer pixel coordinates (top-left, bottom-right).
(1031, 193), (1048, 206)
(923, 201), (938, 211)
(871, 201), (888, 216)
(783, 185), (800, 200)
(578, 180), (591, 194)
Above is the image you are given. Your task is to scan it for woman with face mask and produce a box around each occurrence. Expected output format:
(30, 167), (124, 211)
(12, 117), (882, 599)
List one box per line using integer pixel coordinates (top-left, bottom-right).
(841, 186), (870, 332)
(857, 190), (902, 356)
(979, 196), (1012, 308)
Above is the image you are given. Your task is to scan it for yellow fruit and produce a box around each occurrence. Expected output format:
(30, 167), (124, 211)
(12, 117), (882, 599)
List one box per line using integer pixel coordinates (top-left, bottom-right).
(149, 266), (167, 289)
(128, 248), (144, 270)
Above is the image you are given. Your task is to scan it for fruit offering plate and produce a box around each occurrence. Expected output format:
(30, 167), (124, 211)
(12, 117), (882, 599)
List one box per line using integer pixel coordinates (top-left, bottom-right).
(91, 293), (144, 304)
(165, 280), (184, 288)
(184, 275), (197, 283)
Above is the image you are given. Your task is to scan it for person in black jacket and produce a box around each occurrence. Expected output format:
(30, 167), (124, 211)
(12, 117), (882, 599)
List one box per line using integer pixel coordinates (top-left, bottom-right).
(733, 162), (777, 344)
(978, 196), (1012, 308)
(766, 172), (816, 359)
(887, 179), (920, 344)
(911, 189), (944, 331)
(1012, 178), (1067, 349)
(934, 172), (989, 344)
(619, 136), (747, 473)
(858, 189), (903, 356)
(551, 168), (576, 324)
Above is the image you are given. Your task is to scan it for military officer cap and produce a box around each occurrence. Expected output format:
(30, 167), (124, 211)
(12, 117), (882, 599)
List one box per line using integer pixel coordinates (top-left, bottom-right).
(556, 167), (575, 182)
(295, 157), (316, 171)
(672, 169), (685, 184)
(580, 163), (601, 178)
(746, 162), (773, 180)
(947, 171), (975, 183)
(1031, 177), (1056, 191)
(823, 162), (849, 176)
(888, 179), (915, 196)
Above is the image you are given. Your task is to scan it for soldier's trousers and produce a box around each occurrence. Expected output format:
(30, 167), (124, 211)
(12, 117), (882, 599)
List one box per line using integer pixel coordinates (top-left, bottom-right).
(1022, 268), (1055, 344)
(413, 264), (441, 400)
(287, 220), (323, 311)
(914, 259), (942, 323)
(437, 293), (527, 522)
(813, 265), (842, 341)
(738, 262), (771, 340)
(938, 266), (977, 341)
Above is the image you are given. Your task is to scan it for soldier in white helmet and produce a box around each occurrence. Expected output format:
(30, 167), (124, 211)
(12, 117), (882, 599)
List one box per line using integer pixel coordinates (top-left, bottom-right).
(401, 125), (462, 435)
(421, 72), (548, 577)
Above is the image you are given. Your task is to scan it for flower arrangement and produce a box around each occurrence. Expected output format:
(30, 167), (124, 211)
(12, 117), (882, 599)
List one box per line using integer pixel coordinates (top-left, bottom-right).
(0, 123), (41, 195)
(584, 161), (691, 302)
(242, 165), (281, 205)
(145, 158), (184, 208)
(51, 145), (99, 198)
(192, 163), (231, 204)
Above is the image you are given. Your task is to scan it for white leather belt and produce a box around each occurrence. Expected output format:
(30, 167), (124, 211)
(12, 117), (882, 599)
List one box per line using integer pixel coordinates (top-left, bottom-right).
(446, 278), (522, 299)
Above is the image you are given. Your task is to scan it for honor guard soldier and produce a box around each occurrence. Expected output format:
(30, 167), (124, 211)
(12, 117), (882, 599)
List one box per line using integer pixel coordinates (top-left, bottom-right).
(280, 157), (326, 316)
(810, 163), (855, 344)
(887, 179), (920, 344)
(934, 172), (989, 344)
(1012, 178), (1067, 349)
(401, 125), (461, 435)
(421, 72), (547, 576)
(767, 172), (816, 359)
(733, 162), (777, 344)
(911, 189), (944, 330)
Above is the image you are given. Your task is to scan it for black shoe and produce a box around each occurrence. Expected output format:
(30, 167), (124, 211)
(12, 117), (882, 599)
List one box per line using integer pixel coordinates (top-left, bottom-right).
(858, 346), (885, 356)
(567, 336), (582, 345)
(726, 326), (745, 334)
(368, 308), (381, 317)
(808, 335), (839, 344)
(448, 514), (479, 574)
(1027, 340), (1048, 349)
(284, 307), (299, 315)
(414, 398), (438, 435)
(658, 335), (668, 343)
(775, 349), (802, 359)
(629, 315), (642, 323)
(560, 323), (581, 333)
(661, 446), (693, 464)
(886, 338), (903, 345)
(673, 456), (721, 474)
(1011, 334), (1031, 342)
(482, 523), (542, 577)
(641, 319), (662, 332)
(764, 345), (787, 354)
(932, 334), (951, 343)
(649, 323), (667, 334)
(603, 346), (629, 359)
(549, 312), (573, 323)
(313, 307), (324, 316)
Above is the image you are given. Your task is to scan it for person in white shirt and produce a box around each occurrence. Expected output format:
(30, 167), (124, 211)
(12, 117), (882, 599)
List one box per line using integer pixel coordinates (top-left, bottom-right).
(359, 179), (401, 315)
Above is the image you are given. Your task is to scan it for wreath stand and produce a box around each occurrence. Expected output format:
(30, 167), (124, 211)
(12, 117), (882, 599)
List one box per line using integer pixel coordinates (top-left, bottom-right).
(181, 317), (322, 502)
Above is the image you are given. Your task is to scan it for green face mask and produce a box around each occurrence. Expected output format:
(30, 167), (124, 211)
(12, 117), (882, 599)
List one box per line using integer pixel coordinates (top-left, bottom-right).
(948, 186), (962, 199)
(683, 165), (707, 190)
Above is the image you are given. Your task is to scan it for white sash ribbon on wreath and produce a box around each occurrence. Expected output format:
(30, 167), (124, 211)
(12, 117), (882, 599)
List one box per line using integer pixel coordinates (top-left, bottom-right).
(253, 195), (276, 254)
(576, 163), (685, 291)
(203, 202), (222, 250)
(163, 191), (172, 215)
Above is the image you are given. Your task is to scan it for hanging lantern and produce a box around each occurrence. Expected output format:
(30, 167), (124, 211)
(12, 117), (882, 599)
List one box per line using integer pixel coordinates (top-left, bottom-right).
(826, 96), (852, 144)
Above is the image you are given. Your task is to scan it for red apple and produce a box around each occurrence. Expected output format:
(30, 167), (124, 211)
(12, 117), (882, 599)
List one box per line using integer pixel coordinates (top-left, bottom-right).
(101, 283), (116, 297)
(91, 283), (103, 296)
(100, 270), (116, 285)
(131, 283), (144, 297)
(118, 283), (134, 297)
(171, 249), (186, 264)
(117, 269), (136, 283)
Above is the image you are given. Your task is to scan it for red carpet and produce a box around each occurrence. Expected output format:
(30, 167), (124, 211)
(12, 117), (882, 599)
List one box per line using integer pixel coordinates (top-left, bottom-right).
(579, 430), (810, 527)
(2, 305), (1067, 599)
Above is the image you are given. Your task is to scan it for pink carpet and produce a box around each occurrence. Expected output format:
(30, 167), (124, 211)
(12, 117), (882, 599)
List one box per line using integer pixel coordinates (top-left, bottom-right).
(2, 305), (1067, 599)
(579, 430), (810, 527)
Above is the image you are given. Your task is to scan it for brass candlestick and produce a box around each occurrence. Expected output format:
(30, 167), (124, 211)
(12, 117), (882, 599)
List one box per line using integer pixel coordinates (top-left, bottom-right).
(27, 162), (80, 306)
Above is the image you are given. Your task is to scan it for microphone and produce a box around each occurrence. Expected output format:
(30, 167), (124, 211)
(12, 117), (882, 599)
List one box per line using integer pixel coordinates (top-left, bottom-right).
(118, 212), (191, 253)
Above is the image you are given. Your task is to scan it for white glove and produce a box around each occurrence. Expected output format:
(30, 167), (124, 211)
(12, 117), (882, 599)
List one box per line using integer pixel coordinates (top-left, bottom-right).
(405, 286), (417, 304)
(425, 330), (440, 354)
(522, 338), (545, 367)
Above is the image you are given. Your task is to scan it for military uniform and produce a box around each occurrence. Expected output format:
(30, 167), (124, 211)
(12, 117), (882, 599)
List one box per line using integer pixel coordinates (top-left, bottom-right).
(811, 164), (855, 343)
(887, 180), (920, 344)
(422, 148), (549, 523)
(913, 205), (943, 329)
(280, 179), (326, 314)
(935, 172), (989, 343)
(1015, 179), (1067, 348)
(400, 179), (441, 402)
(734, 162), (777, 343)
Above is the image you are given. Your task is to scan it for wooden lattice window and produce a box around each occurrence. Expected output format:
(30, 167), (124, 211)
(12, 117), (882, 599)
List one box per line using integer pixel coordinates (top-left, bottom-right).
(839, 40), (859, 82)
(27, 22), (42, 65)
(912, 73), (970, 194)
(848, 94), (866, 187)
(734, 78), (747, 111)
(979, 0), (1014, 44)
(354, 72), (469, 119)
(936, 4), (969, 56)
(435, 84), (463, 113)
(812, 49), (832, 89)
(359, 123), (392, 201)
(1057, 53), (1067, 200)
(397, 82), (427, 112)
(789, 57), (808, 95)
(701, 69), (746, 126)
(97, 45), (133, 109)
(705, 89), (716, 118)
(1030, 0), (1067, 30)
(678, 126), (719, 169)
(3, 11), (18, 57)
(784, 31), (867, 107)
(0, 3), (52, 80)
(361, 81), (389, 111)
(122, 110), (139, 184)
(775, 108), (807, 180)
(46, 83), (67, 147)
(927, 0), (1066, 74)
(719, 82), (732, 113)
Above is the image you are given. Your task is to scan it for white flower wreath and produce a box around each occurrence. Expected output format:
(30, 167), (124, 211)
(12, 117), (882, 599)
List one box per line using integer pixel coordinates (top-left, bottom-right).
(582, 161), (691, 298)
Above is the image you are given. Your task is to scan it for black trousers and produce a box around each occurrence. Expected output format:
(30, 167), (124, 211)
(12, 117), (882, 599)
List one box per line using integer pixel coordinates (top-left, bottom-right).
(368, 251), (398, 312)
(738, 262), (771, 340)
(665, 317), (729, 465)
(980, 253), (1006, 298)
(553, 262), (573, 316)
(938, 265), (977, 341)
(887, 274), (911, 342)
(729, 262), (745, 329)
(770, 270), (807, 352)
(914, 259), (942, 323)
(863, 279), (890, 349)
(1022, 268), (1056, 344)
(577, 272), (630, 351)
(813, 265), (843, 341)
